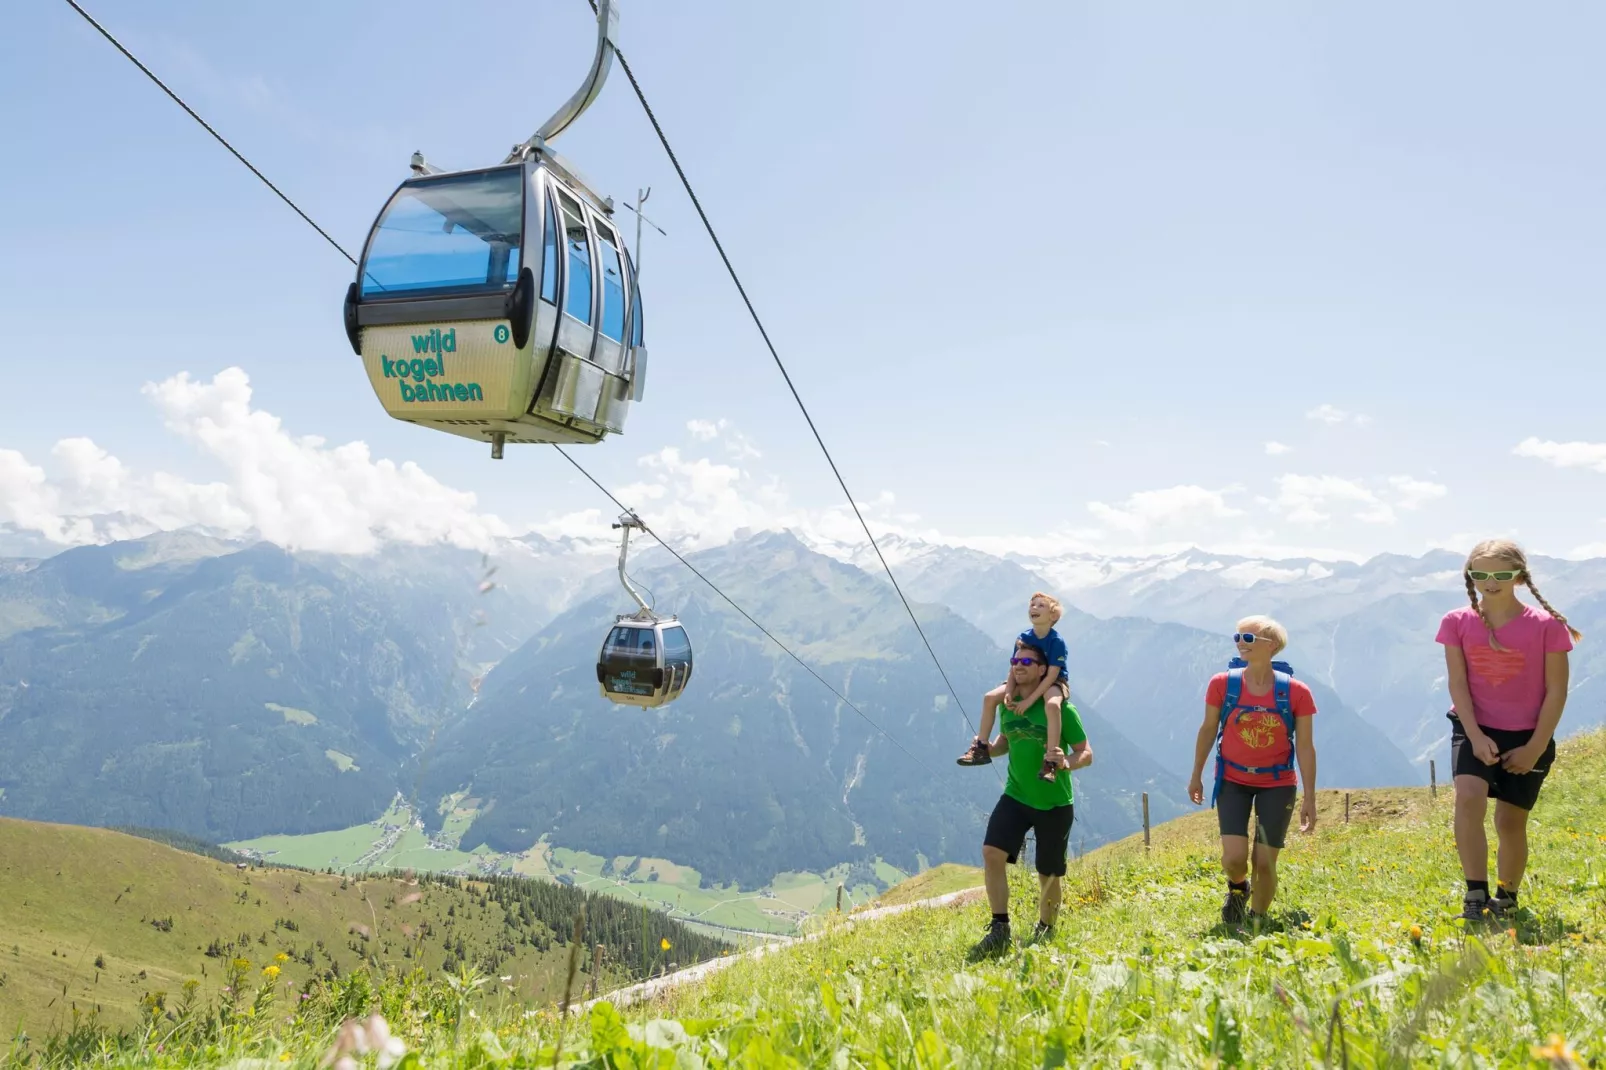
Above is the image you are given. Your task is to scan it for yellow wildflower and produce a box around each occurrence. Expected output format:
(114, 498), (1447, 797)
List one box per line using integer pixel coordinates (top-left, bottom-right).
(1532, 1034), (1580, 1068)
(263, 965), (281, 980)
(660, 938), (671, 951)
(275, 952), (290, 964)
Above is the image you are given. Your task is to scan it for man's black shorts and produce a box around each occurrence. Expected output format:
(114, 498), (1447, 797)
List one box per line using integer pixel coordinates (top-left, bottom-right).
(1447, 713), (1556, 811)
(983, 794), (1075, 876)
(1216, 781), (1297, 849)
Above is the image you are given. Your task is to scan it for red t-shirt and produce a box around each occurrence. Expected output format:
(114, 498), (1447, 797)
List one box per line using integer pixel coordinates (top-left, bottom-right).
(1206, 672), (1317, 788)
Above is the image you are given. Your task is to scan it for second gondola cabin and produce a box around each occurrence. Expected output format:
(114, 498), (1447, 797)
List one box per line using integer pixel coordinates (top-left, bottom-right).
(344, 149), (646, 456)
(597, 616), (693, 708)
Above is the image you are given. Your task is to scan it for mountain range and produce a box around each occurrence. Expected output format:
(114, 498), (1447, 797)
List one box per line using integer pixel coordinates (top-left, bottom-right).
(0, 521), (1597, 890)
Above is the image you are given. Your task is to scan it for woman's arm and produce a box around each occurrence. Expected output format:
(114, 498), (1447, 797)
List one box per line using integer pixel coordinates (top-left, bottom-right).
(1296, 715), (1317, 831)
(1187, 704), (1221, 804)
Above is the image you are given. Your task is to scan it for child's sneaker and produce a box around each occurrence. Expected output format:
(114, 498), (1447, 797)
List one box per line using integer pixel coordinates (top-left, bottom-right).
(956, 737), (992, 766)
(1038, 758), (1059, 782)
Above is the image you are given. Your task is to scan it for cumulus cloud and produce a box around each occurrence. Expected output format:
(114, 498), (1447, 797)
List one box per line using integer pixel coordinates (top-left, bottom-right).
(1087, 485), (1243, 535)
(1513, 437), (1606, 474)
(1306, 404), (1372, 427)
(2, 368), (513, 554)
(1264, 441), (1291, 456)
(1273, 475), (1395, 525)
(684, 418), (761, 460)
(1387, 475), (1448, 511)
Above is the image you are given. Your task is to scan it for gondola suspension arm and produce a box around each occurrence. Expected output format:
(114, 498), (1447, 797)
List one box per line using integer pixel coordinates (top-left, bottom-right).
(612, 511), (652, 617)
(514, 0), (618, 156)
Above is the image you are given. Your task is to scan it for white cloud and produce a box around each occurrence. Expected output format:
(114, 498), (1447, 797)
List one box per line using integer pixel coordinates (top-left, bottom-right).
(1513, 437), (1606, 474)
(684, 418), (761, 460)
(1305, 404), (1372, 427)
(1087, 485), (1243, 535)
(1, 368), (512, 554)
(1264, 441), (1291, 456)
(1273, 474), (1395, 525)
(1387, 475), (1449, 510)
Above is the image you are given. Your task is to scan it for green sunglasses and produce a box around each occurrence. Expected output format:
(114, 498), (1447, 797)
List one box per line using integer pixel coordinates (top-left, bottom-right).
(1468, 569), (1523, 581)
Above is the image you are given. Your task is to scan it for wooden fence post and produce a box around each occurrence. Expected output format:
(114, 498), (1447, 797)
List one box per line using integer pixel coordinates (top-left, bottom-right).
(1430, 760), (1437, 799)
(835, 884), (843, 913)
(588, 943), (603, 999)
(1142, 792), (1151, 848)
(1345, 793), (1351, 824)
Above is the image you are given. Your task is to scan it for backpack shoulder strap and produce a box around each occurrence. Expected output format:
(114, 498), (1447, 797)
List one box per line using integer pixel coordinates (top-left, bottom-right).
(1221, 667), (1245, 718)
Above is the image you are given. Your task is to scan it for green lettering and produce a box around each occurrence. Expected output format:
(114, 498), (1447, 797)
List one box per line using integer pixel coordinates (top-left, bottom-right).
(453, 383), (468, 402)
(400, 382), (417, 402)
(466, 383), (483, 402)
(424, 358), (439, 377)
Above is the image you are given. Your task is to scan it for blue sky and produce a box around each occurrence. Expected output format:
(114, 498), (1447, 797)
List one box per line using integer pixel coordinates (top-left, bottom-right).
(3, 0), (1603, 561)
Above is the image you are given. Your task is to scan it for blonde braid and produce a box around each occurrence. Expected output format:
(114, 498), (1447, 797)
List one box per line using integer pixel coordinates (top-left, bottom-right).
(1525, 577), (1584, 643)
(1465, 570), (1507, 651)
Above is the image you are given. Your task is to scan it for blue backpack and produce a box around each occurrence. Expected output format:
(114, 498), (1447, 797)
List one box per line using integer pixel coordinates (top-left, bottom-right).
(1210, 658), (1297, 808)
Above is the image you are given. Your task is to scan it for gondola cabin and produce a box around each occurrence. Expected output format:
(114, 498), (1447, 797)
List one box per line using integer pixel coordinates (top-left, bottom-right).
(596, 616), (693, 708)
(343, 151), (646, 456)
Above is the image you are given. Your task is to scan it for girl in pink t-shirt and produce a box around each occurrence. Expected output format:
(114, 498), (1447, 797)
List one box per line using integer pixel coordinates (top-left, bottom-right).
(1436, 539), (1581, 924)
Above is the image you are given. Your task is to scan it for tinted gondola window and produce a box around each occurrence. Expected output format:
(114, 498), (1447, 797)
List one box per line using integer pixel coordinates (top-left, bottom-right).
(661, 626), (692, 664)
(540, 193), (560, 304)
(556, 190), (593, 325)
(603, 626), (655, 659)
(596, 222), (627, 342)
(360, 167), (523, 298)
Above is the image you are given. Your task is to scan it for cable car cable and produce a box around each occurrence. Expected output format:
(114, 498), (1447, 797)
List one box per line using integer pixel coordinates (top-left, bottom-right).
(62, 0), (973, 783)
(60, 0), (359, 272)
(553, 446), (949, 780)
(581, 0), (984, 744)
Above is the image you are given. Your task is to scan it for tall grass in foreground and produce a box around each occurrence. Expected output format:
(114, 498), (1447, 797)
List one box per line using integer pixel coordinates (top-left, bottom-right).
(10, 732), (1606, 1067)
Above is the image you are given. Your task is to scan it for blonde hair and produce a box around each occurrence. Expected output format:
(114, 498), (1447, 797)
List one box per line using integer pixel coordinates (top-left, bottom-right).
(1030, 591), (1063, 625)
(1464, 539), (1583, 644)
(1237, 615), (1288, 655)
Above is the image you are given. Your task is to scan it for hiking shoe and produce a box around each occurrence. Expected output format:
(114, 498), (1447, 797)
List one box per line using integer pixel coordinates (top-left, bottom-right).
(1222, 887), (1249, 926)
(1031, 920), (1054, 943)
(1461, 891), (1491, 923)
(970, 919), (1011, 957)
(1490, 890), (1518, 917)
(1037, 758), (1060, 782)
(956, 737), (992, 766)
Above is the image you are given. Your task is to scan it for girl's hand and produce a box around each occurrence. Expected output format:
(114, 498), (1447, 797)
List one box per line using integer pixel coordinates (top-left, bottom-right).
(1187, 777), (1204, 806)
(1500, 742), (1542, 775)
(1470, 732), (1501, 765)
(1300, 795), (1317, 833)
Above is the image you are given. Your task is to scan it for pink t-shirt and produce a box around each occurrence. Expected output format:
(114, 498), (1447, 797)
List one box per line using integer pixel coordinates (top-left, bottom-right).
(1435, 605), (1574, 731)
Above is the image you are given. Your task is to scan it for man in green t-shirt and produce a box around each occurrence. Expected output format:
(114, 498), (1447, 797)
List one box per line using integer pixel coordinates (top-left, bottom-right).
(971, 639), (1093, 957)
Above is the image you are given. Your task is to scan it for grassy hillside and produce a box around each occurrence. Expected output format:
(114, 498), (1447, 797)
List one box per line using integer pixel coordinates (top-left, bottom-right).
(0, 818), (727, 1042)
(11, 730), (1606, 1066)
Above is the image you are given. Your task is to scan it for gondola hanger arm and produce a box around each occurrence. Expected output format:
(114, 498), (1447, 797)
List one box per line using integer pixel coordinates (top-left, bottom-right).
(514, 0), (618, 156)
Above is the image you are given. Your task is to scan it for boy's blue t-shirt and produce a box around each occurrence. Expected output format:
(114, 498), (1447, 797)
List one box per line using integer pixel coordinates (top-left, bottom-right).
(1019, 627), (1068, 683)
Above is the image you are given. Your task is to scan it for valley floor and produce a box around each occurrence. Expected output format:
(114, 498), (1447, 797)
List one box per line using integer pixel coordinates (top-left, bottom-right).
(226, 795), (906, 939)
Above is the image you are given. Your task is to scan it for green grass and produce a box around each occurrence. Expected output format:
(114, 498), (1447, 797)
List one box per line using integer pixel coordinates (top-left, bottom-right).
(870, 862), (984, 908)
(0, 819), (593, 1040)
(28, 727), (1606, 1067)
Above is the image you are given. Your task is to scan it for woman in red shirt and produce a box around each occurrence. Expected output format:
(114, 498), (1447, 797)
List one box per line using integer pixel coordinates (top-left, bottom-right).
(1187, 616), (1318, 926)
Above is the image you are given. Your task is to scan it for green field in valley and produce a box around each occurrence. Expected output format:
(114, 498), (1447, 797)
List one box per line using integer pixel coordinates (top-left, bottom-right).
(227, 794), (910, 938)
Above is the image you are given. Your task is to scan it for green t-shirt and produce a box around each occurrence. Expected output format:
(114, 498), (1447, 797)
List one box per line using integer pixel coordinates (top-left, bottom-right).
(1001, 694), (1087, 810)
